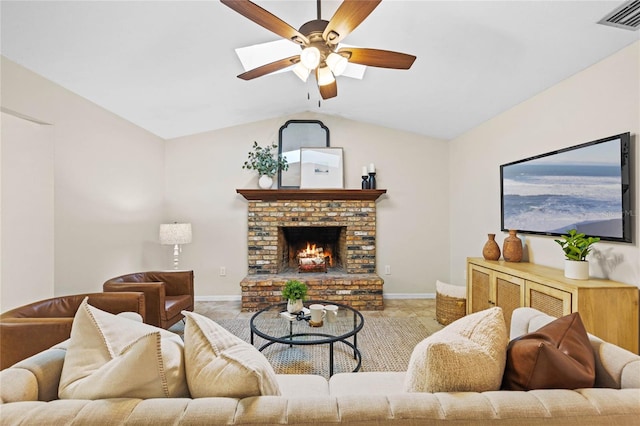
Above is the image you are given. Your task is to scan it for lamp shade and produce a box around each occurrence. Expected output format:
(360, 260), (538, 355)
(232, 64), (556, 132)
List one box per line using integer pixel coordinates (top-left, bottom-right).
(159, 223), (192, 245)
(326, 52), (348, 76)
(300, 47), (321, 69)
(317, 66), (335, 86)
(293, 62), (311, 82)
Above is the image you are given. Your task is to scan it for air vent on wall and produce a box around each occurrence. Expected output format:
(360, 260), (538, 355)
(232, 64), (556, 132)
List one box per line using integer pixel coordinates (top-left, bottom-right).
(598, 0), (640, 31)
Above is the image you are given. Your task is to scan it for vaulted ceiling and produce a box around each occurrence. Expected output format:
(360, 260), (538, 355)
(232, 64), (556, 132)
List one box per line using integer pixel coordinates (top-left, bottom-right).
(1, 1), (638, 140)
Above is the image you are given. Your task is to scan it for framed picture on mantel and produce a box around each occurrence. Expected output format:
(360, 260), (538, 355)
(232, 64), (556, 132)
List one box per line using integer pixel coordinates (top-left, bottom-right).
(300, 147), (344, 189)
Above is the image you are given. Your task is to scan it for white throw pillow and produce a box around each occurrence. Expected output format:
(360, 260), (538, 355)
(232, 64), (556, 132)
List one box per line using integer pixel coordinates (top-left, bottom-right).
(182, 310), (281, 398)
(58, 298), (189, 399)
(436, 280), (466, 299)
(404, 307), (508, 393)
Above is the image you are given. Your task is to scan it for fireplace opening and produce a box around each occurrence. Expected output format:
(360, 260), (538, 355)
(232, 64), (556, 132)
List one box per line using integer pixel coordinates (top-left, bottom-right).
(278, 226), (346, 273)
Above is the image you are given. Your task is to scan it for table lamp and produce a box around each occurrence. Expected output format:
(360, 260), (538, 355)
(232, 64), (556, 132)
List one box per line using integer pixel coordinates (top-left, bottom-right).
(159, 222), (192, 269)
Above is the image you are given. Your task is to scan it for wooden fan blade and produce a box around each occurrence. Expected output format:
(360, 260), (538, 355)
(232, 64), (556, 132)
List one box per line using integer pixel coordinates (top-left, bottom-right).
(323, 0), (382, 45)
(318, 80), (338, 100)
(238, 56), (299, 80)
(338, 47), (416, 69)
(221, 0), (309, 45)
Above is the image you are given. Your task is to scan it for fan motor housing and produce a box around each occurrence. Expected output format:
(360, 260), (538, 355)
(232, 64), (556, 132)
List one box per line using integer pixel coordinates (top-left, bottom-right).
(298, 19), (335, 63)
(299, 19), (329, 38)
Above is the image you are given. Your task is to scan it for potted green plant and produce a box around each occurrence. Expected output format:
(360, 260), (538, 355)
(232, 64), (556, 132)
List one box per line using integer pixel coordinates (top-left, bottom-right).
(242, 141), (288, 189)
(282, 280), (308, 313)
(554, 229), (600, 280)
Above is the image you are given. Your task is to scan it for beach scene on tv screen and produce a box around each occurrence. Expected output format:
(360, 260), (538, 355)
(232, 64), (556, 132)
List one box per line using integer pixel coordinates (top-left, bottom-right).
(502, 138), (623, 238)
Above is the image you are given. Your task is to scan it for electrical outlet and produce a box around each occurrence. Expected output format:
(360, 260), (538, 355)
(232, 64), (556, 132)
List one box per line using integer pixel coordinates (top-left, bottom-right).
(384, 265), (391, 275)
(219, 266), (226, 276)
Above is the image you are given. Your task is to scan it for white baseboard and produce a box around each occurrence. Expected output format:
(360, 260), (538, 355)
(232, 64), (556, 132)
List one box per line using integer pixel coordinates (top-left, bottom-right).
(384, 293), (435, 299)
(195, 295), (241, 302)
(195, 294), (436, 301)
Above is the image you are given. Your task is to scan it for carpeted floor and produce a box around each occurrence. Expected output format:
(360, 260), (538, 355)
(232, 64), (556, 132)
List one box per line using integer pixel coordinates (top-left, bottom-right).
(171, 307), (438, 377)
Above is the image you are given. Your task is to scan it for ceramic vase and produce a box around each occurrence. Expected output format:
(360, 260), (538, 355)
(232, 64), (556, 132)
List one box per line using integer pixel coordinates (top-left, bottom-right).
(258, 175), (273, 189)
(502, 230), (523, 262)
(287, 299), (303, 314)
(482, 234), (501, 261)
(564, 260), (589, 280)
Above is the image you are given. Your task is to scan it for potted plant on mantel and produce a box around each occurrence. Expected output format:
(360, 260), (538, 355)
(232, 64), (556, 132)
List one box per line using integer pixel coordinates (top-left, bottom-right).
(554, 229), (600, 280)
(282, 280), (308, 313)
(242, 141), (288, 189)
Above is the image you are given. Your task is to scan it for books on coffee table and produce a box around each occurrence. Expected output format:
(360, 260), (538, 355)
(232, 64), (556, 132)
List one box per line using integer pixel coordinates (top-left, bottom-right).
(280, 307), (310, 321)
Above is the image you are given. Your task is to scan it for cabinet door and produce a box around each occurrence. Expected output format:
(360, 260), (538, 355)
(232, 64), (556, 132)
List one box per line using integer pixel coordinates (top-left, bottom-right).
(525, 281), (572, 318)
(468, 264), (492, 314)
(494, 272), (524, 332)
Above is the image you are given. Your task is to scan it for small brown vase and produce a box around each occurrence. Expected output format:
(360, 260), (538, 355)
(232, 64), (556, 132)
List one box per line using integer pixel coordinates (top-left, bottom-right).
(502, 230), (523, 262)
(482, 234), (501, 260)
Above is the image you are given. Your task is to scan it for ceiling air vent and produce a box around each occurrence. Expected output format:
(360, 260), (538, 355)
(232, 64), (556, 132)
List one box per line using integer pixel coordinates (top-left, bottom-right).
(598, 0), (640, 31)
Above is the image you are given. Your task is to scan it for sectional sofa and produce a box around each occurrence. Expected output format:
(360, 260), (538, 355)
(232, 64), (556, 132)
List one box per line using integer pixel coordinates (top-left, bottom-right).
(1, 306), (638, 425)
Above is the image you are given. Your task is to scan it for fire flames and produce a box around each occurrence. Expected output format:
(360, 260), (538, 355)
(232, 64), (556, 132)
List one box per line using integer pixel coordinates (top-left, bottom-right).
(297, 242), (332, 267)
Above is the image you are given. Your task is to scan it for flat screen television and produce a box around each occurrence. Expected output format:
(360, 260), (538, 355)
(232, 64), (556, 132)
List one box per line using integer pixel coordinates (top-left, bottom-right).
(500, 132), (632, 243)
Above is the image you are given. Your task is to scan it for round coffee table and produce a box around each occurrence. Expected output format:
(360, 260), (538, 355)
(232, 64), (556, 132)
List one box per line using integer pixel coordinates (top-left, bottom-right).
(250, 300), (364, 376)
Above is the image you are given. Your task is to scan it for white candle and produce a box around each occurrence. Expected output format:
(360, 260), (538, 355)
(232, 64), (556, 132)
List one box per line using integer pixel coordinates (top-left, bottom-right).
(369, 163), (375, 173)
(362, 166), (368, 176)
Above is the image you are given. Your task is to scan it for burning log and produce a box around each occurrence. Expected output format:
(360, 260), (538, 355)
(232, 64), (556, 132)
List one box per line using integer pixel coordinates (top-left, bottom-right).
(299, 257), (324, 265)
(297, 242), (329, 273)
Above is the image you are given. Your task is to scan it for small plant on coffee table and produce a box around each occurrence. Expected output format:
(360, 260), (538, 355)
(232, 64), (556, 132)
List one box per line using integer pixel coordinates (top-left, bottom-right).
(282, 280), (308, 301)
(282, 280), (308, 314)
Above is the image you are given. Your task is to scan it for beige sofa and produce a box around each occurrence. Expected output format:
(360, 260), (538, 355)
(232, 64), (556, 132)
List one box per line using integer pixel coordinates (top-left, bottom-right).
(1, 307), (639, 425)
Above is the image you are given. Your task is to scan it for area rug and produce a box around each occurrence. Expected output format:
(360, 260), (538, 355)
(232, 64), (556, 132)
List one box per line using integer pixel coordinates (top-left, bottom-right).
(172, 315), (433, 377)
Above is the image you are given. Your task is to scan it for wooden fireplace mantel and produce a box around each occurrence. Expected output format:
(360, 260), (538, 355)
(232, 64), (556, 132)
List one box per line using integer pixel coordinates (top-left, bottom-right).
(236, 189), (387, 201)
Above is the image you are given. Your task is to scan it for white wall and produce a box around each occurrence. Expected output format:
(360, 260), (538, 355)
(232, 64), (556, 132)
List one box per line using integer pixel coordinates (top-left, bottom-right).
(449, 41), (640, 288)
(1, 57), (167, 296)
(3, 40), (637, 304)
(165, 112), (451, 297)
(0, 112), (54, 311)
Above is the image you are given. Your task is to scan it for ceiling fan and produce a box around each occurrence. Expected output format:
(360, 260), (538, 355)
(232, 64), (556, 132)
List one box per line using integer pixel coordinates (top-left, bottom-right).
(220, 0), (417, 100)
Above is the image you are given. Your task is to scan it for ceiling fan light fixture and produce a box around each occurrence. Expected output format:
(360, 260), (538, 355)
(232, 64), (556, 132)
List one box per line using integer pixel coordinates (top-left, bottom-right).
(317, 65), (335, 86)
(300, 47), (321, 69)
(222, 0), (414, 99)
(293, 62), (311, 82)
(326, 52), (348, 76)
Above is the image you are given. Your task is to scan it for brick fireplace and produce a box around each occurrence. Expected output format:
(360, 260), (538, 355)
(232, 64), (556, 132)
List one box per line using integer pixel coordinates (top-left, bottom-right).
(237, 189), (386, 311)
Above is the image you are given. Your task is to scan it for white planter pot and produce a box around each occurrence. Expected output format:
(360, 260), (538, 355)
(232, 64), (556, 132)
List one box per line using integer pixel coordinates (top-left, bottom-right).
(258, 175), (273, 189)
(564, 260), (589, 280)
(287, 299), (303, 314)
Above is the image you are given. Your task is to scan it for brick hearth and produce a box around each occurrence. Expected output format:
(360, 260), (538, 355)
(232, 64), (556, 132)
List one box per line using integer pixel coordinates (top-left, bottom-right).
(240, 271), (384, 311)
(237, 189), (386, 311)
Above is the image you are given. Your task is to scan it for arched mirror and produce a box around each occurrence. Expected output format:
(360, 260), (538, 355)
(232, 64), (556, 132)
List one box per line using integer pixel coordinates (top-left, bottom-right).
(278, 120), (330, 188)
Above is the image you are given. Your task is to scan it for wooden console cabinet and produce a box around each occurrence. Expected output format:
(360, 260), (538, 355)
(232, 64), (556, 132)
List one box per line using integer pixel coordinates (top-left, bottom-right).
(467, 257), (639, 354)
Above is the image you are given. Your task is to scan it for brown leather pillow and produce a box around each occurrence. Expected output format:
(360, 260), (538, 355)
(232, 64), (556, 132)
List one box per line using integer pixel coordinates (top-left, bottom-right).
(501, 312), (595, 390)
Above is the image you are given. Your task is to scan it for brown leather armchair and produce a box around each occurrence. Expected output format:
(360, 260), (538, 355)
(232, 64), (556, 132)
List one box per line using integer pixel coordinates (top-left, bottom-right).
(0, 292), (145, 370)
(103, 270), (194, 329)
